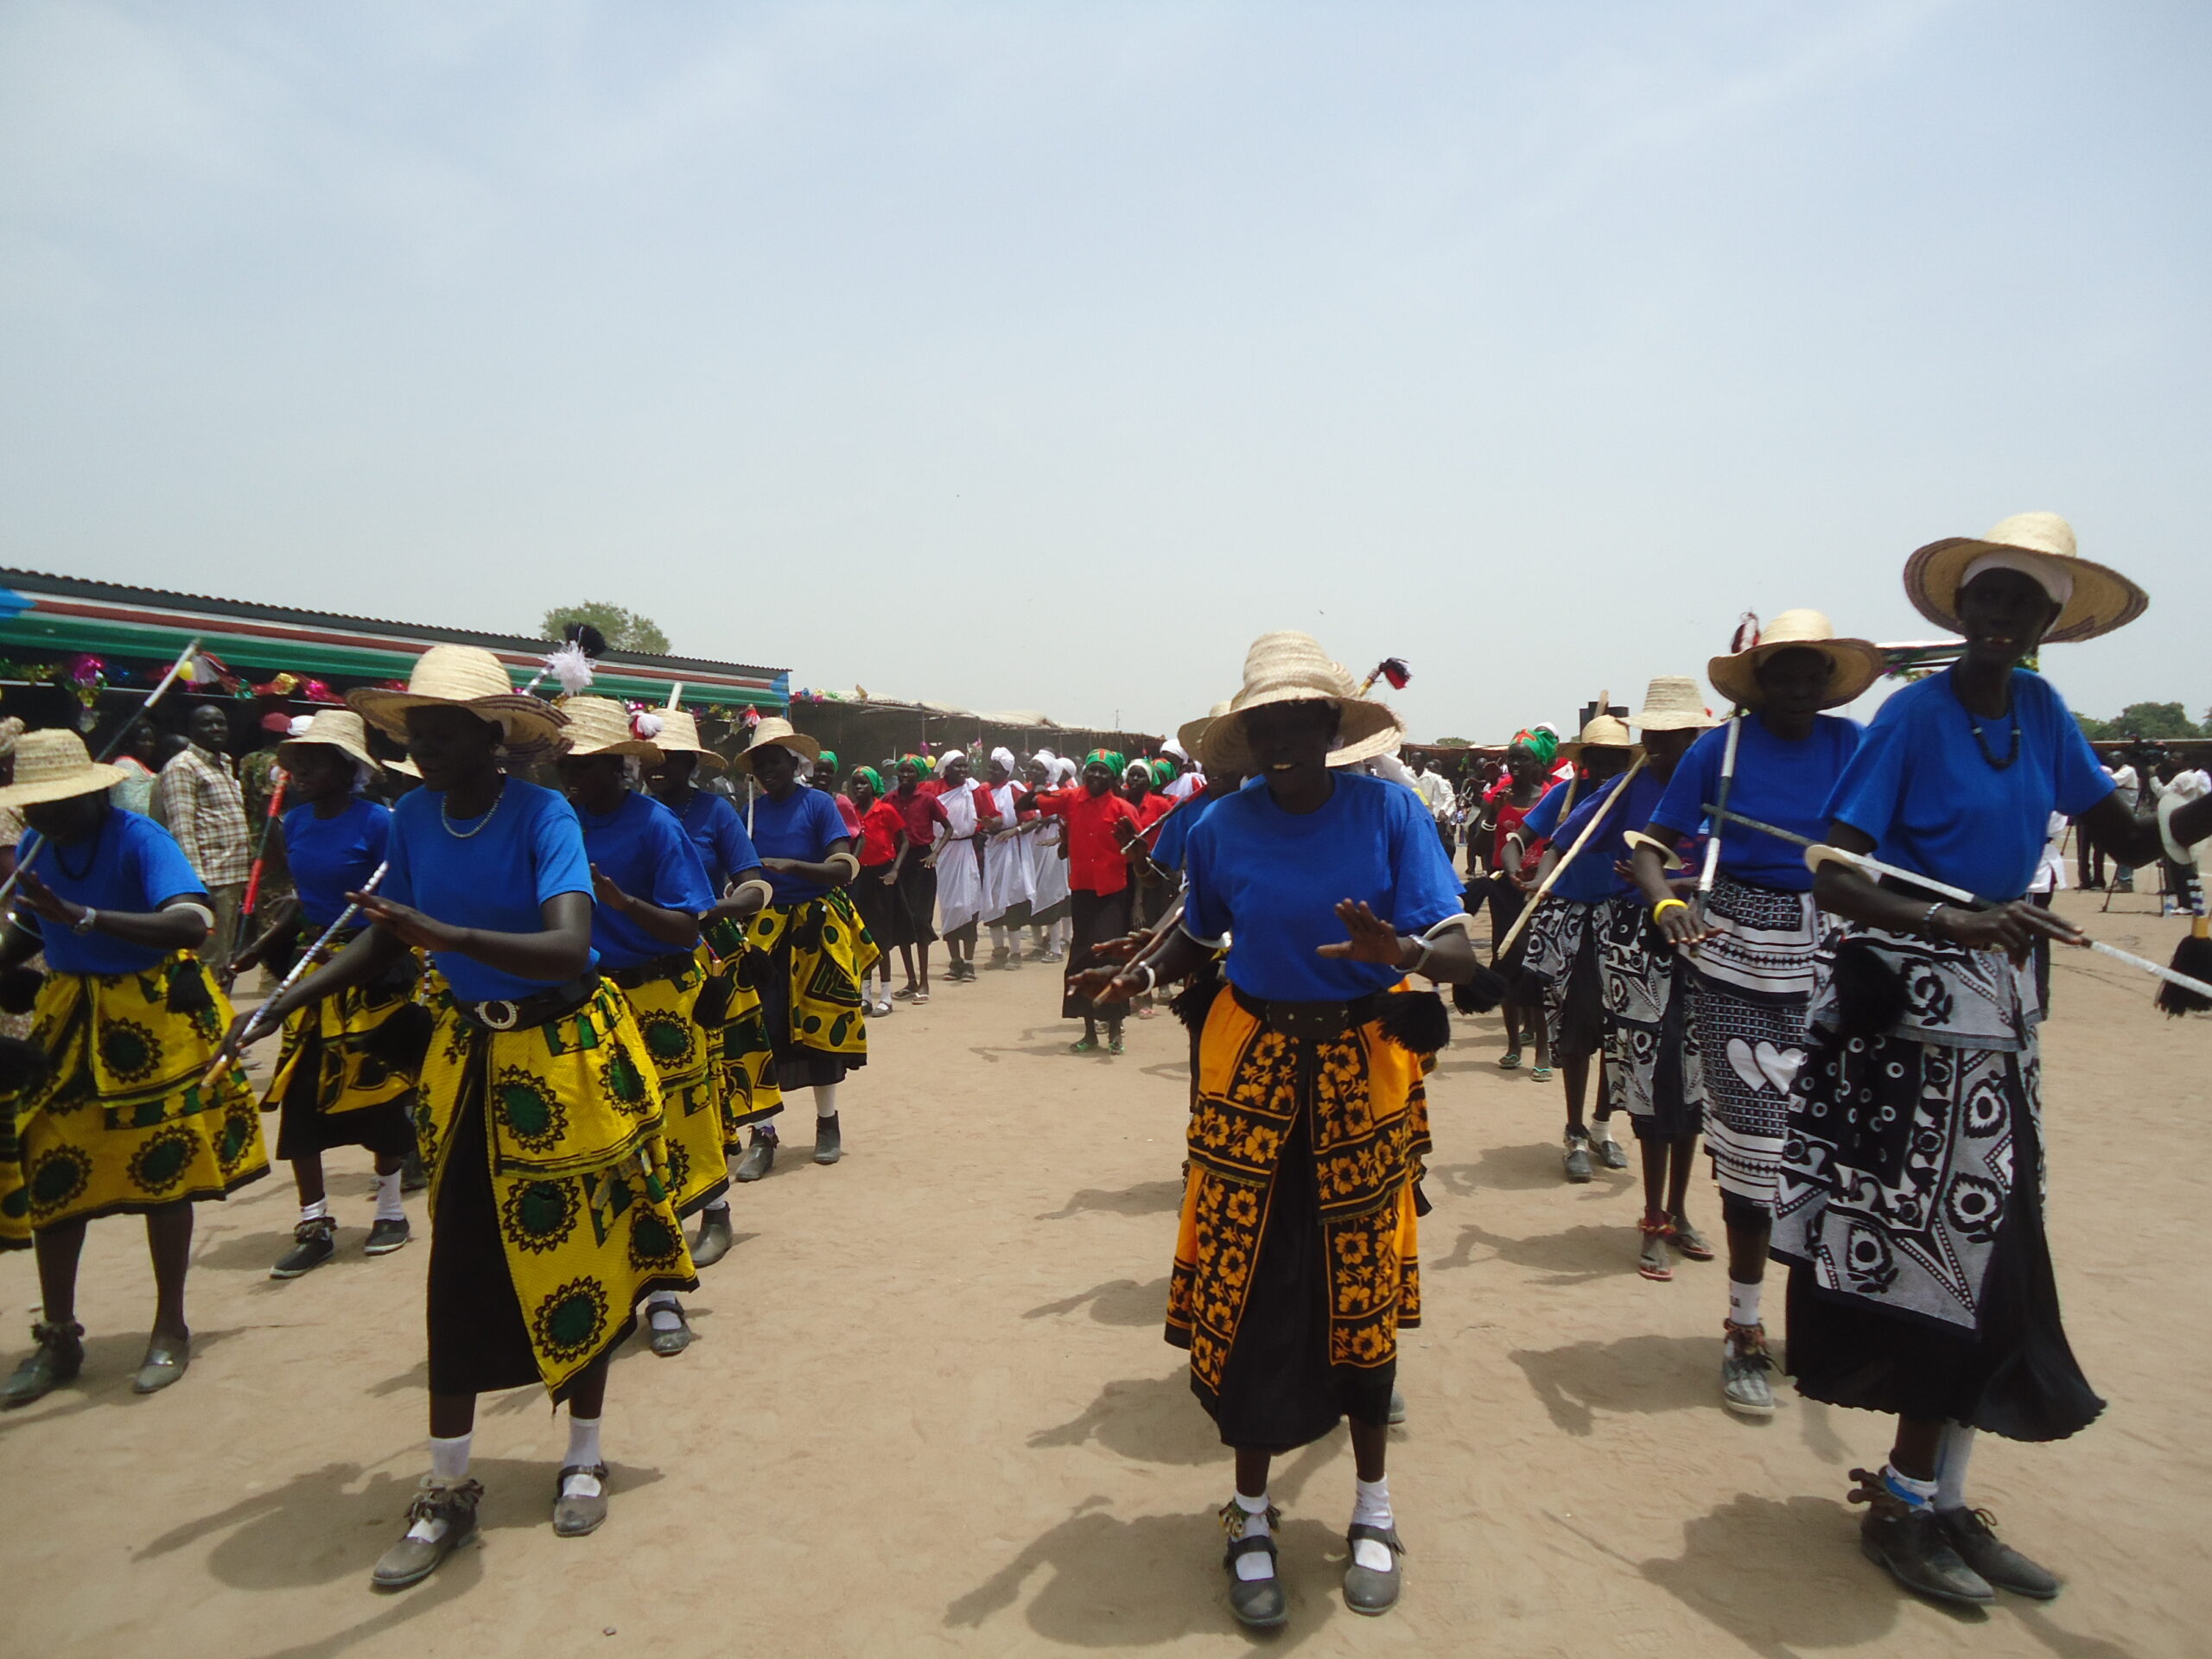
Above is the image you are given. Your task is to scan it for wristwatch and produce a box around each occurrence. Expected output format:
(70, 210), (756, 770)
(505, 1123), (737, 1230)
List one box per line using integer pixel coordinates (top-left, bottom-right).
(72, 906), (99, 935)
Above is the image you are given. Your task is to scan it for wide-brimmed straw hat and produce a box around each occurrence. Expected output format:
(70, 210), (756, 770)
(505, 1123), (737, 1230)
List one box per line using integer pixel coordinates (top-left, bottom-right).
(648, 709), (728, 771)
(0, 728), (131, 807)
(277, 709), (379, 772)
(558, 696), (660, 760)
(1707, 609), (1885, 711)
(1632, 677), (1718, 734)
(348, 645), (569, 759)
(1200, 632), (1402, 773)
(1555, 714), (1638, 760)
(736, 716), (822, 774)
(1903, 512), (2146, 645)
(384, 755), (422, 779)
(1177, 701), (1231, 761)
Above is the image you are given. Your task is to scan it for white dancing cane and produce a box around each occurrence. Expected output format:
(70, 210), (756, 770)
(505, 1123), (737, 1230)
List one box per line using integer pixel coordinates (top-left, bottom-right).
(1492, 753), (1648, 959)
(200, 861), (391, 1084)
(1693, 709), (1744, 920)
(1702, 804), (2212, 1004)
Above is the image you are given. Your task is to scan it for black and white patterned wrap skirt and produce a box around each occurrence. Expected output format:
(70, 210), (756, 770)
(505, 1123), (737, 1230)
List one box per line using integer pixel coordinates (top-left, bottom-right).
(1519, 895), (1605, 1061)
(1688, 874), (1819, 1210)
(1597, 893), (1706, 1140)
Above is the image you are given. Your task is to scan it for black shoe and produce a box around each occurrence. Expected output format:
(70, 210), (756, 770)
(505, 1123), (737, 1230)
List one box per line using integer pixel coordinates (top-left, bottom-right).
(734, 1133), (777, 1183)
(1, 1319), (86, 1409)
(1343, 1523), (1406, 1615)
(1860, 1504), (1995, 1605)
(1562, 1130), (1593, 1184)
(813, 1113), (842, 1166)
(1220, 1502), (1287, 1630)
(1938, 1507), (2061, 1599)
(365, 1217), (411, 1256)
(647, 1301), (695, 1357)
(271, 1216), (338, 1279)
(372, 1477), (482, 1589)
(690, 1205), (734, 1268)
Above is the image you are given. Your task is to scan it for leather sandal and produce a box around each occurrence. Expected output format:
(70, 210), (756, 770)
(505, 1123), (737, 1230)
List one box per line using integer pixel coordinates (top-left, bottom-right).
(1637, 1218), (1673, 1281)
(1343, 1523), (1407, 1615)
(1666, 1214), (1716, 1262)
(553, 1463), (610, 1537)
(1, 1319), (85, 1409)
(132, 1332), (190, 1395)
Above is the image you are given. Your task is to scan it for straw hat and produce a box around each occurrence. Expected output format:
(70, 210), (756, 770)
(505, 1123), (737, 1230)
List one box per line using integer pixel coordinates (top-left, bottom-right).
(1177, 701), (1231, 761)
(0, 728), (131, 807)
(558, 696), (660, 760)
(1555, 714), (1637, 760)
(277, 709), (379, 772)
(646, 709), (728, 771)
(1199, 632), (1402, 773)
(736, 716), (821, 774)
(348, 645), (569, 759)
(1903, 512), (2146, 645)
(1707, 609), (1885, 711)
(384, 755), (422, 779)
(1632, 677), (1718, 733)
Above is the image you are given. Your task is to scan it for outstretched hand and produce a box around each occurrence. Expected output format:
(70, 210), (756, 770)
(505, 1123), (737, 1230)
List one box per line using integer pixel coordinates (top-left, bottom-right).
(1315, 899), (1409, 963)
(349, 891), (457, 954)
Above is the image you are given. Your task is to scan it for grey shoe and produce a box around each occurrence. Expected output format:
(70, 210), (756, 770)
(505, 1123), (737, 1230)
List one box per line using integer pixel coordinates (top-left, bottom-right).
(1721, 1325), (1777, 1418)
(1859, 1502), (1994, 1605)
(1562, 1130), (1593, 1184)
(364, 1217), (411, 1256)
(647, 1302), (695, 1357)
(1388, 1388), (1408, 1426)
(271, 1215), (338, 1279)
(1589, 1124), (1629, 1169)
(1, 1319), (85, 1409)
(1343, 1524), (1406, 1615)
(1219, 1501), (1287, 1630)
(131, 1333), (189, 1395)
(690, 1205), (734, 1268)
(553, 1464), (609, 1537)
(1938, 1507), (2061, 1599)
(372, 1476), (482, 1590)
(813, 1113), (842, 1166)
(734, 1133), (776, 1183)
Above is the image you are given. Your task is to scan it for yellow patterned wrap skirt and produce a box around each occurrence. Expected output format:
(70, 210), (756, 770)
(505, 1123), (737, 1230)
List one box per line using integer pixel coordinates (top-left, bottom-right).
(0, 954), (266, 1246)
(745, 891), (880, 1066)
(1166, 986), (1431, 1434)
(420, 980), (696, 1398)
(263, 933), (421, 1120)
(610, 956), (727, 1217)
(701, 918), (783, 1134)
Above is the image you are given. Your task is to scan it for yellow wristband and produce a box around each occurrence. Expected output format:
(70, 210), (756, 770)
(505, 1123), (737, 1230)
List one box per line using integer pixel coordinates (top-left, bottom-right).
(1650, 898), (1689, 921)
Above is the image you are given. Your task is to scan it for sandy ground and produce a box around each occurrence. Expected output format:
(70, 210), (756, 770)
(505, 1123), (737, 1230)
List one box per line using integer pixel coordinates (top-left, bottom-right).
(3, 888), (2209, 1658)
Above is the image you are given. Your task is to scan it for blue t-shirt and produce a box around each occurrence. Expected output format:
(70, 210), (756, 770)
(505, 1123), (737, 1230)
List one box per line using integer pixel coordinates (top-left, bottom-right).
(1554, 767), (1677, 897)
(1149, 790), (1221, 874)
(664, 789), (760, 892)
(383, 779), (597, 1002)
(1823, 666), (2114, 902)
(575, 791), (715, 972)
(1184, 772), (1464, 1002)
(283, 797), (391, 929)
(1651, 715), (1861, 893)
(23, 810), (207, 976)
(749, 785), (852, 904)
(1522, 777), (1619, 904)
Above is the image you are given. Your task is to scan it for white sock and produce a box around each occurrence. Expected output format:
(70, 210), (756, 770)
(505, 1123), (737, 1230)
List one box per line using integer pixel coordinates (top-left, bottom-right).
(1882, 1462), (1938, 1510)
(645, 1290), (683, 1333)
(564, 1415), (604, 1491)
(988, 925), (1007, 951)
(814, 1084), (839, 1121)
(300, 1198), (329, 1224)
(1727, 1279), (1763, 1327)
(1351, 1476), (1395, 1570)
(1230, 1491), (1275, 1582)
(408, 1433), (473, 1541)
(373, 1171), (405, 1223)
(1934, 1423), (1975, 1512)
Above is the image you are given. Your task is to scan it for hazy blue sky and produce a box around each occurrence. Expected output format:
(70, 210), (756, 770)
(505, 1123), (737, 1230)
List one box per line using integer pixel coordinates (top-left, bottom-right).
(3, 2), (2206, 740)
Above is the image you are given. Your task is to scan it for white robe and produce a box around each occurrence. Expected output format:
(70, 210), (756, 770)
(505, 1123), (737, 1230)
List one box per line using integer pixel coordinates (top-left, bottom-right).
(1026, 814), (1071, 918)
(935, 780), (987, 936)
(980, 783), (1034, 924)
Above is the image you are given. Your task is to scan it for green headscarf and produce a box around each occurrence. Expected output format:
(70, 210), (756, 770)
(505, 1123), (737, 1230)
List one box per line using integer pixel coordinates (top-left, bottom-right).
(1510, 727), (1559, 766)
(852, 765), (884, 797)
(1085, 748), (1125, 776)
(1149, 758), (1177, 787)
(817, 748), (840, 772)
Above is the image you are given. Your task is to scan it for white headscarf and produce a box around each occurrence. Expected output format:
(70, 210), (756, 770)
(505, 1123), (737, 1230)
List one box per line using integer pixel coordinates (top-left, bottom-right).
(989, 746), (1016, 774)
(938, 748), (966, 770)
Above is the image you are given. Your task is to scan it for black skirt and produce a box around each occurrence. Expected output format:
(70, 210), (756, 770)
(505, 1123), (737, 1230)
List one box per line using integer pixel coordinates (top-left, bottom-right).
(895, 862), (938, 945)
(851, 860), (904, 952)
(1786, 1106), (2102, 1441)
(425, 1061), (633, 1401)
(1062, 887), (1135, 1022)
(1201, 1085), (1395, 1452)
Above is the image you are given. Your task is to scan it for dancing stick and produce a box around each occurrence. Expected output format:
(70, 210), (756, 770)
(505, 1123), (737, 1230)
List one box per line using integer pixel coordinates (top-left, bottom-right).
(200, 860), (390, 1084)
(0, 636), (202, 907)
(1491, 753), (1648, 959)
(1702, 804), (2212, 1003)
(1694, 710), (1743, 918)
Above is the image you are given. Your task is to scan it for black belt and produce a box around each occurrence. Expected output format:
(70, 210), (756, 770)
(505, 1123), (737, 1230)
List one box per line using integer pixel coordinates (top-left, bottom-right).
(1231, 986), (1389, 1041)
(455, 974), (600, 1033)
(607, 952), (696, 991)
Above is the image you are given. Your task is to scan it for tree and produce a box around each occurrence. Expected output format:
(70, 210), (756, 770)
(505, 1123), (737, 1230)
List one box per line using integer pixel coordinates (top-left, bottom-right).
(540, 601), (671, 656)
(2107, 702), (2198, 741)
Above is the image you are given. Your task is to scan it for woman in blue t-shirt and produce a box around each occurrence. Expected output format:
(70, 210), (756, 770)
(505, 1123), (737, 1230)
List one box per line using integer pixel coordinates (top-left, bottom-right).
(643, 707), (776, 1269)
(1628, 613), (1878, 1420)
(241, 646), (697, 1590)
(1767, 517), (2212, 1606)
(230, 709), (421, 1281)
(0, 728), (266, 1409)
(1074, 632), (1492, 1632)
(728, 718), (876, 1179)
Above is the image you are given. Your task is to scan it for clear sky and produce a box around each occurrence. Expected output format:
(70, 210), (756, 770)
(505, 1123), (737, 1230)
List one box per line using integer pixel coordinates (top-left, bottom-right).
(3, 2), (2206, 741)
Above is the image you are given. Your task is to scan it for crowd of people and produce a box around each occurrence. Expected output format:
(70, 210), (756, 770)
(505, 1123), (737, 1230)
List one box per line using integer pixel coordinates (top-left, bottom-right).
(0, 512), (2201, 1630)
